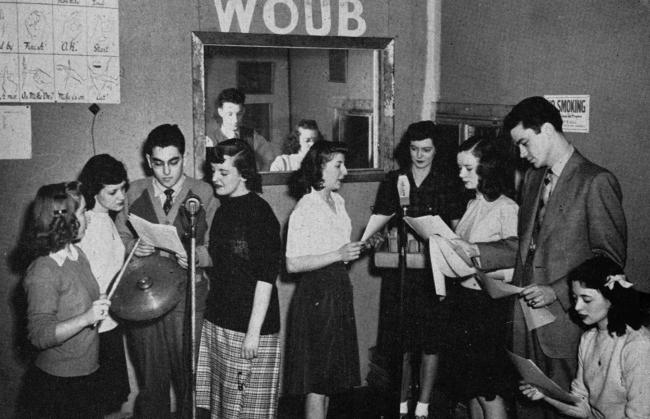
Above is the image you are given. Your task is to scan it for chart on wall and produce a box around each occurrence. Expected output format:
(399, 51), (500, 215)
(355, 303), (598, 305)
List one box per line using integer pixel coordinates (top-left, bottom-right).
(0, 0), (119, 104)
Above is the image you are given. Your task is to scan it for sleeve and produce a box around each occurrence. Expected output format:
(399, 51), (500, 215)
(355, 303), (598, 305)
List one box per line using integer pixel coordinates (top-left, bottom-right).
(621, 335), (650, 419)
(499, 202), (519, 239)
(269, 155), (285, 172)
(251, 203), (282, 284)
(569, 335), (593, 418)
(586, 171), (627, 267)
(24, 261), (60, 349)
(373, 173), (398, 215)
(286, 203), (319, 258)
(77, 218), (100, 280)
(476, 237), (519, 271)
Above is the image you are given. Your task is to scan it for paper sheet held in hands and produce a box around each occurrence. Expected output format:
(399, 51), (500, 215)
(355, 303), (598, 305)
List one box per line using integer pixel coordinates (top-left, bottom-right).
(361, 214), (394, 241)
(128, 214), (186, 258)
(404, 215), (458, 240)
(507, 350), (581, 404)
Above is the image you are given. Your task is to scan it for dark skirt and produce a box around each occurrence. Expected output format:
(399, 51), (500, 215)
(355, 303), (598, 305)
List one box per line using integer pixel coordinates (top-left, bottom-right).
(444, 283), (516, 400)
(20, 365), (103, 419)
(285, 262), (360, 395)
(97, 326), (130, 413)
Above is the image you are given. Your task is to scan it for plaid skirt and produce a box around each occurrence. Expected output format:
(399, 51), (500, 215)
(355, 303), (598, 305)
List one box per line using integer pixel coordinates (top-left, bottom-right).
(196, 321), (281, 418)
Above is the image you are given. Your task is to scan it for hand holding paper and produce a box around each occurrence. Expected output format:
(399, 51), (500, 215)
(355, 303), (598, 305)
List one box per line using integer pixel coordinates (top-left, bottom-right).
(508, 350), (581, 405)
(128, 214), (187, 258)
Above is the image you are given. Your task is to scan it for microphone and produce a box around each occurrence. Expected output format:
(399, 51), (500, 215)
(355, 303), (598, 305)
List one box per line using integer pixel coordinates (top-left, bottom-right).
(184, 194), (202, 217)
(397, 174), (410, 208)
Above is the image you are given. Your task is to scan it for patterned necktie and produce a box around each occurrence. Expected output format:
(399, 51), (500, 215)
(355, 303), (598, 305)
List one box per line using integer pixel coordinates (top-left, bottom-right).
(529, 170), (555, 255)
(163, 188), (174, 215)
(537, 170), (555, 226)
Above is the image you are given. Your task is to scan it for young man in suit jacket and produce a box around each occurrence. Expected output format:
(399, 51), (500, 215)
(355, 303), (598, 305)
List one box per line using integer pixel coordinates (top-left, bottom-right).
(454, 96), (627, 419)
(115, 124), (217, 419)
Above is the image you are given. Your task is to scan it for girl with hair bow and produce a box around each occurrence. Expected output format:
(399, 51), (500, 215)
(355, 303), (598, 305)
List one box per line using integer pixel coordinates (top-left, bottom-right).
(520, 255), (650, 418)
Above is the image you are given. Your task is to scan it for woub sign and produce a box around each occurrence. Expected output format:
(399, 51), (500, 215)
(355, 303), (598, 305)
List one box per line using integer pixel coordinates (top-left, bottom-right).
(212, 0), (367, 36)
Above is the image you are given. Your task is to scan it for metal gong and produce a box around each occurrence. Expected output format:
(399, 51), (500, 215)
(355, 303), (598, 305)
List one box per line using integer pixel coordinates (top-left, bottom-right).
(110, 255), (185, 321)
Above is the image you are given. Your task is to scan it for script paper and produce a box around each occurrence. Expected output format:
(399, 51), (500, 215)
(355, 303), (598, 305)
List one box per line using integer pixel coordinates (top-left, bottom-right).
(128, 214), (186, 258)
(361, 213), (394, 241)
(519, 298), (556, 330)
(404, 215), (457, 240)
(507, 350), (581, 404)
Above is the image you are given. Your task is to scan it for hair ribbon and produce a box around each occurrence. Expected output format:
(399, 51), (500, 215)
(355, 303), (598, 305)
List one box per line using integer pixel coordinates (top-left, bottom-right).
(605, 274), (633, 290)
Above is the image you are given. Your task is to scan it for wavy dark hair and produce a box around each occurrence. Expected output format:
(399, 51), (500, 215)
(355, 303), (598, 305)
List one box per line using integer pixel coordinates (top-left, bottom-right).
(207, 138), (262, 193)
(393, 121), (449, 170)
(504, 96), (563, 134)
(283, 119), (324, 154)
(30, 182), (83, 256)
(458, 136), (514, 201)
(569, 256), (642, 336)
(289, 140), (347, 199)
(143, 124), (185, 156)
(78, 154), (128, 210)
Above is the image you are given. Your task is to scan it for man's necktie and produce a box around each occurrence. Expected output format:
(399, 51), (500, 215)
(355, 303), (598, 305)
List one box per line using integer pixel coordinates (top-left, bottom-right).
(537, 170), (555, 227)
(163, 188), (174, 215)
(529, 170), (555, 255)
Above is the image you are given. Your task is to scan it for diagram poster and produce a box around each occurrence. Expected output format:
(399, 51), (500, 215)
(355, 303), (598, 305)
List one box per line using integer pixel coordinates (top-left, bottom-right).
(0, 0), (119, 104)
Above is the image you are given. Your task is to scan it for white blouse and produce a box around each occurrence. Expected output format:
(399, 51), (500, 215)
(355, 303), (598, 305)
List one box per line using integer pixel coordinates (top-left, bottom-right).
(286, 189), (352, 258)
(78, 209), (125, 332)
(455, 194), (518, 288)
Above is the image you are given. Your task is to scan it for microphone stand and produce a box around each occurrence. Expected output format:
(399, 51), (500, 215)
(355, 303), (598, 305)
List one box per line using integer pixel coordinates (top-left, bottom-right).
(188, 210), (197, 419)
(394, 203), (409, 419)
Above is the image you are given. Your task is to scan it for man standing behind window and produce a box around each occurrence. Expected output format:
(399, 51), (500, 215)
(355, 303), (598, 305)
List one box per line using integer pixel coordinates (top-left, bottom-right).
(206, 87), (276, 171)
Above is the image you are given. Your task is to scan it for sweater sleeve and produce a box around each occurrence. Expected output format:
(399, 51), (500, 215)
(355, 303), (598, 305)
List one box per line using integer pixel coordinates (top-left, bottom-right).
(251, 200), (281, 284)
(621, 333), (650, 419)
(569, 334), (593, 418)
(24, 260), (60, 350)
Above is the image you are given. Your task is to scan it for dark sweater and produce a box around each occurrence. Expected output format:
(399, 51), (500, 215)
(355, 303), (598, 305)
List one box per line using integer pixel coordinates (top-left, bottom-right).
(205, 192), (281, 334)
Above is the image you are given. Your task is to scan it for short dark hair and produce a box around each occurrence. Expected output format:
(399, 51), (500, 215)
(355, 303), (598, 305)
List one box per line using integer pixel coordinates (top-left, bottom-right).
(30, 182), (83, 255)
(143, 124), (185, 156)
(503, 96), (563, 134)
(393, 121), (448, 170)
(458, 136), (514, 201)
(569, 256), (642, 336)
(217, 88), (246, 109)
(290, 140), (347, 198)
(78, 154), (128, 209)
(207, 138), (262, 193)
(283, 119), (324, 154)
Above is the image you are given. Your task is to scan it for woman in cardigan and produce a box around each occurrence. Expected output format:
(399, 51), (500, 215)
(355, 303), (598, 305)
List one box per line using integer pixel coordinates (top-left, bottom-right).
(23, 182), (111, 419)
(520, 256), (650, 418)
